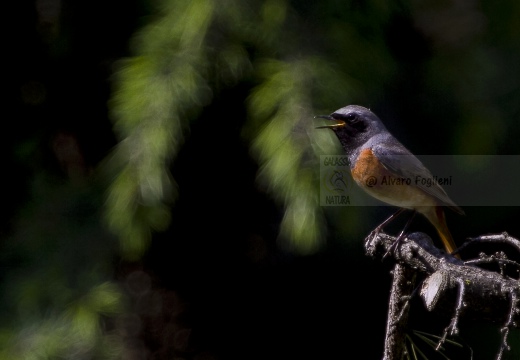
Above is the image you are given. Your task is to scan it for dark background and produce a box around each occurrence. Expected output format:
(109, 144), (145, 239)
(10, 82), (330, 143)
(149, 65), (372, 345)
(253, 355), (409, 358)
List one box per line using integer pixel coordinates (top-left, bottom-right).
(4, 0), (520, 359)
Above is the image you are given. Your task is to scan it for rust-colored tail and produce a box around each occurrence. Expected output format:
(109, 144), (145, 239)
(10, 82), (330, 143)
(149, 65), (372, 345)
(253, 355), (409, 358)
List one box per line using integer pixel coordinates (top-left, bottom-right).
(423, 206), (460, 259)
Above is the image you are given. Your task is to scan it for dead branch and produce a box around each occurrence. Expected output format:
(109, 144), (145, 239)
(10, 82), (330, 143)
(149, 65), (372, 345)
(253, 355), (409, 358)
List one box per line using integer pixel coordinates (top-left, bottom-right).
(366, 231), (520, 360)
(383, 264), (416, 360)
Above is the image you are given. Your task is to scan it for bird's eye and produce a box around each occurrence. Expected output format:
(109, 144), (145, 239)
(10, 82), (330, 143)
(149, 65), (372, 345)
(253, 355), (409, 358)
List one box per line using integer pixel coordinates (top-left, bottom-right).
(345, 113), (357, 122)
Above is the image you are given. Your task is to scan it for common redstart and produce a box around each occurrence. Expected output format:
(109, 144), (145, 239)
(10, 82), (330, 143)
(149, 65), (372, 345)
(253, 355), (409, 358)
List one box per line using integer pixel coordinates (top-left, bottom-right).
(316, 105), (464, 256)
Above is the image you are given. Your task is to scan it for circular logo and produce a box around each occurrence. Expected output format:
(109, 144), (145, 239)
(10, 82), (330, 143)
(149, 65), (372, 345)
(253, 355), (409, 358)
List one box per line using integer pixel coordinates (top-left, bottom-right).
(323, 169), (350, 193)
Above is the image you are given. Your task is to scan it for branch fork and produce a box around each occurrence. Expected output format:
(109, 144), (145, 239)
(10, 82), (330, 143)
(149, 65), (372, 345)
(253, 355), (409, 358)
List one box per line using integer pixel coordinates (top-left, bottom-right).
(368, 231), (520, 360)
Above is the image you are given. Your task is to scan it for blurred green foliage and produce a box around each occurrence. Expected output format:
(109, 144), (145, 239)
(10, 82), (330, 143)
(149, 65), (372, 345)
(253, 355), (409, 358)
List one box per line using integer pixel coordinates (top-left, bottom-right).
(5, 0), (520, 358)
(106, 0), (353, 258)
(0, 175), (124, 359)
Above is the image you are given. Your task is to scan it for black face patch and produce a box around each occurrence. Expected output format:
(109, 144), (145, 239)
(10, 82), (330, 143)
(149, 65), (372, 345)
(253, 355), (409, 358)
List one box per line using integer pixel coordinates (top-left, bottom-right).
(332, 112), (368, 134)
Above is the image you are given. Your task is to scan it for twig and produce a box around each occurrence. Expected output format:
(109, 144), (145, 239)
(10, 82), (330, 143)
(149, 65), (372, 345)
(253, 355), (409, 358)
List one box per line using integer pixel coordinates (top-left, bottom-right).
(366, 231), (520, 359)
(497, 291), (519, 360)
(455, 232), (520, 257)
(383, 264), (416, 360)
(436, 277), (465, 350)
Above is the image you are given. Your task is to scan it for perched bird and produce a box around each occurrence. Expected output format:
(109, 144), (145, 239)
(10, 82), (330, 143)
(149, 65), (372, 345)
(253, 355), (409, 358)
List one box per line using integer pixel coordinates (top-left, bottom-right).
(316, 105), (464, 256)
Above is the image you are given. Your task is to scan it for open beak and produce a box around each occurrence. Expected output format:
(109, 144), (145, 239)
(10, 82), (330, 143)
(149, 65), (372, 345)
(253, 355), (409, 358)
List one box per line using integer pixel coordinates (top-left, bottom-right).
(314, 115), (346, 129)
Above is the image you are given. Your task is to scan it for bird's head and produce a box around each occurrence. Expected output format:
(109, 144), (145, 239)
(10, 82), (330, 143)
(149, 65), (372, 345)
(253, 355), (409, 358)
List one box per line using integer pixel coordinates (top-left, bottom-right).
(315, 105), (387, 154)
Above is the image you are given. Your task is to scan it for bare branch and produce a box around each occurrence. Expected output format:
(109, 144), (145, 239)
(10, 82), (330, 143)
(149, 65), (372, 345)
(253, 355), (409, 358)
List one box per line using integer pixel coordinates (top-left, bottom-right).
(366, 231), (520, 360)
(383, 264), (416, 360)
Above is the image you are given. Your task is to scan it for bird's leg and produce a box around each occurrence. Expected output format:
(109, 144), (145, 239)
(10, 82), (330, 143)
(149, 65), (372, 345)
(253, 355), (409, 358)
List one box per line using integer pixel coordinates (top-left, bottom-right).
(371, 208), (406, 237)
(384, 210), (416, 259)
(368, 208), (405, 249)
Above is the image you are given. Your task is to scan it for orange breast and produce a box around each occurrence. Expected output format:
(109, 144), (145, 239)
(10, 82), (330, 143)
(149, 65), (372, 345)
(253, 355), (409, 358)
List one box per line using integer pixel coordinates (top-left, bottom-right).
(351, 148), (437, 209)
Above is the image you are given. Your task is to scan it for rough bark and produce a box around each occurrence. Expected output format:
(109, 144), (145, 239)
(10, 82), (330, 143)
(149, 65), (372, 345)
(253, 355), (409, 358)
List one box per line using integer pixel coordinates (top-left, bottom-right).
(366, 231), (520, 360)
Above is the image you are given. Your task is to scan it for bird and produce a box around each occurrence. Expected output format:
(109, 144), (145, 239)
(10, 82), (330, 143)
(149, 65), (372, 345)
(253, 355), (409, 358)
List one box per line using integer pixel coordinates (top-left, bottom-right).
(315, 105), (464, 256)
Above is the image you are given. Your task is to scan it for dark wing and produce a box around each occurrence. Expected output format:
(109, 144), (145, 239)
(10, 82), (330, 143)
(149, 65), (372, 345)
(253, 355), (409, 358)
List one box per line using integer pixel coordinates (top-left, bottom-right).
(372, 142), (464, 215)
